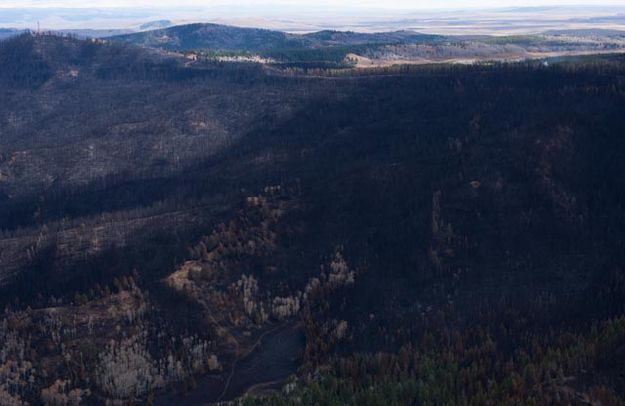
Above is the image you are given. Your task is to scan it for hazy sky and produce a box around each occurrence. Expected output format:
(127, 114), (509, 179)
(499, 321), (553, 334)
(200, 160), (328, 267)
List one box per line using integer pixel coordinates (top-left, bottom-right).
(1, 0), (624, 32)
(2, 0), (625, 9)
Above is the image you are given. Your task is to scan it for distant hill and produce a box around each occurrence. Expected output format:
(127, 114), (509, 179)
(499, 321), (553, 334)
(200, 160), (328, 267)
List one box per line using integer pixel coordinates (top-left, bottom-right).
(1, 28), (134, 41)
(107, 23), (625, 68)
(545, 28), (625, 37)
(108, 23), (442, 52)
(56, 28), (135, 39)
(0, 28), (24, 41)
(110, 23), (306, 51)
(301, 29), (442, 46)
(139, 19), (173, 31)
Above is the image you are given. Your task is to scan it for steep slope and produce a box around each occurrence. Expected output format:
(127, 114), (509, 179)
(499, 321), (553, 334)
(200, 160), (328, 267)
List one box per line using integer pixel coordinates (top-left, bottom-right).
(0, 33), (319, 286)
(1, 33), (625, 404)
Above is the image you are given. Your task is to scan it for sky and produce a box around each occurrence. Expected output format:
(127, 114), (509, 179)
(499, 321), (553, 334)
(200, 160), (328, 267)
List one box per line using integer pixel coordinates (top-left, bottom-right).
(1, 0), (624, 32)
(1, 0), (625, 9)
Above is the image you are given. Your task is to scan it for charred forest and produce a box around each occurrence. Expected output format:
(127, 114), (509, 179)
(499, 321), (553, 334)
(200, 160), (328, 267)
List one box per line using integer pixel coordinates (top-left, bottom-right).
(1, 32), (625, 404)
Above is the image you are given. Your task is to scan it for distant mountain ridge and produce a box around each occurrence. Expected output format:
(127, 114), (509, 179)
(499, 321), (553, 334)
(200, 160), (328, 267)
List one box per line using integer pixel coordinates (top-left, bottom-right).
(108, 23), (442, 52)
(0, 20), (175, 42)
(544, 28), (625, 36)
(139, 19), (173, 30)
